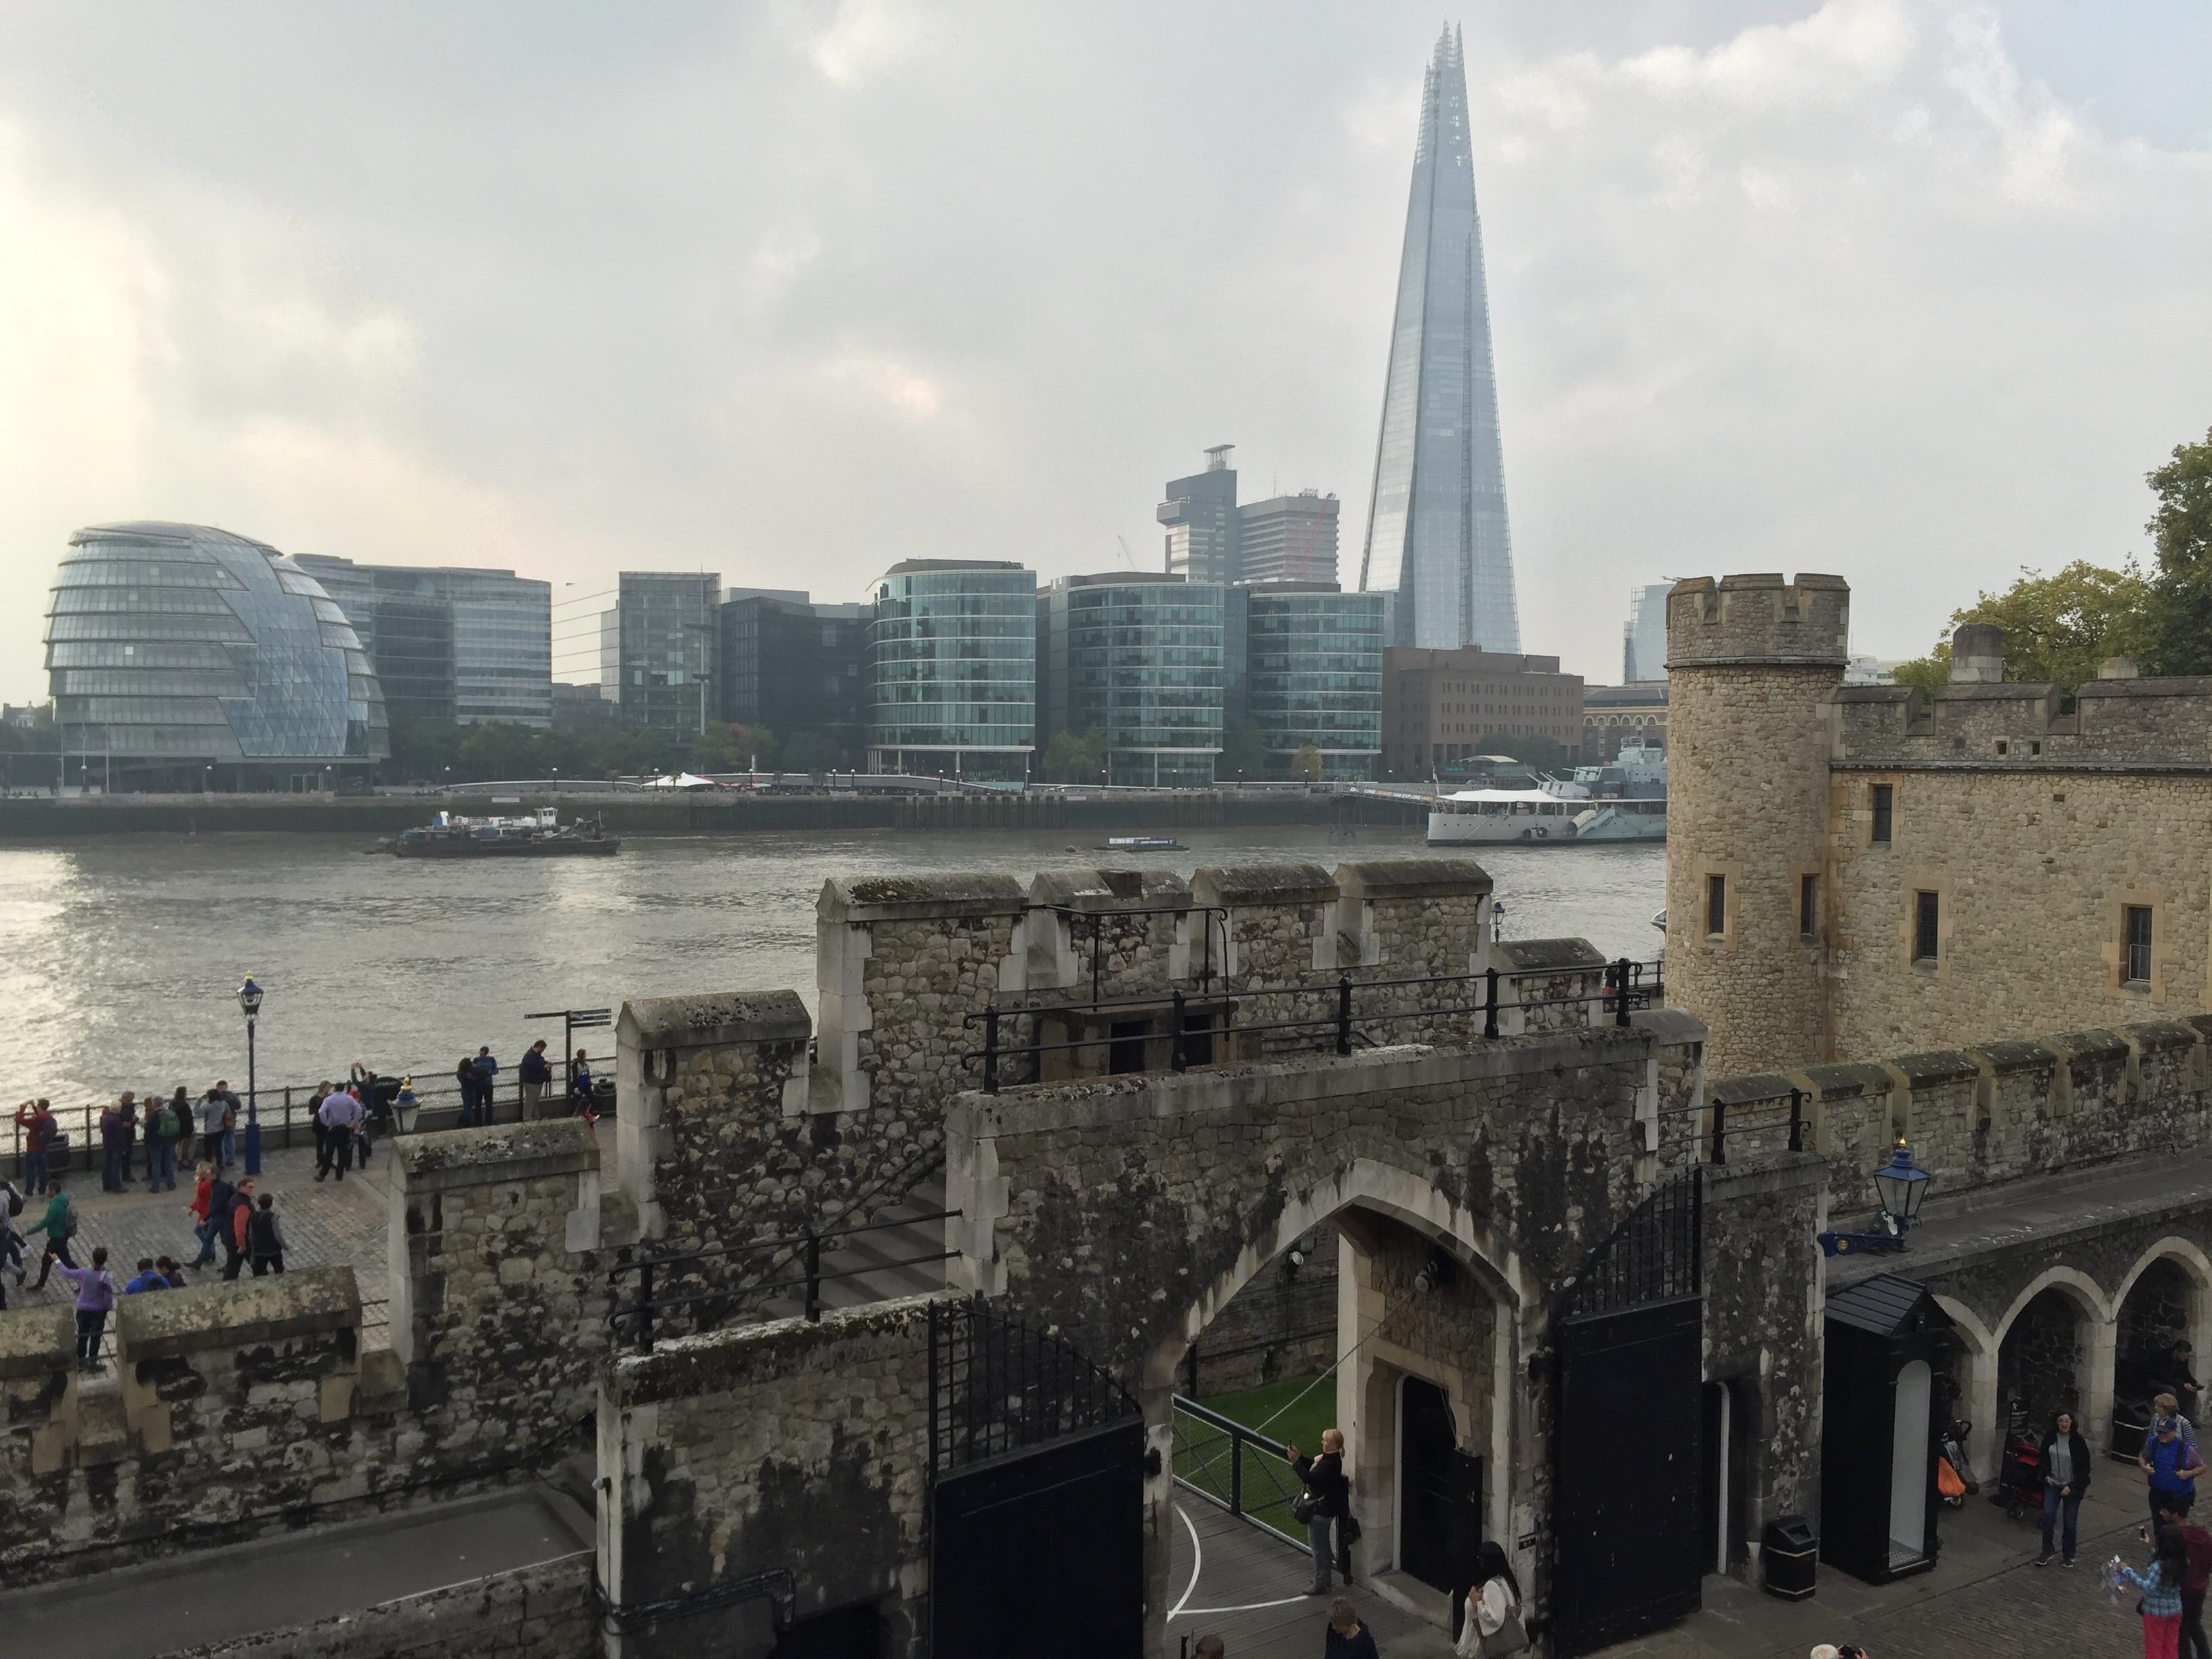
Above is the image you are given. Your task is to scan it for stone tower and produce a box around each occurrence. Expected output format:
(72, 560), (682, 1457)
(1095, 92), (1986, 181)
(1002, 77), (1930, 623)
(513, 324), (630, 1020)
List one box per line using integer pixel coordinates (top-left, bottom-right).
(1664, 573), (1849, 1078)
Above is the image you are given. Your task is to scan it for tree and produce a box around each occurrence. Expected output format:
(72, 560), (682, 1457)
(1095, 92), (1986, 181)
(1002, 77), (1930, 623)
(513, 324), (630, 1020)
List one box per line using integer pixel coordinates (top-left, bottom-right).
(1290, 743), (1324, 782)
(691, 721), (777, 774)
(1042, 726), (1107, 784)
(2139, 426), (2212, 676)
(1215, 718), (1271, 783)
(1889, 560), (2152, 693)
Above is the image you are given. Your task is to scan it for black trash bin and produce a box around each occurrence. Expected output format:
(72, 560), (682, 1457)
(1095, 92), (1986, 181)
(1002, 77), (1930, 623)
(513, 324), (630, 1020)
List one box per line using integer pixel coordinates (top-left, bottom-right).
(1763, 1515), (1818, 1601)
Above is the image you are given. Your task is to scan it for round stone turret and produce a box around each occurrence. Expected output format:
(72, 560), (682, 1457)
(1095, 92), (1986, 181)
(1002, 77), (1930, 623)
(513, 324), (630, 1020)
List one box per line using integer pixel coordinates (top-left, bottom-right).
(1664, 573), (1849, 1077)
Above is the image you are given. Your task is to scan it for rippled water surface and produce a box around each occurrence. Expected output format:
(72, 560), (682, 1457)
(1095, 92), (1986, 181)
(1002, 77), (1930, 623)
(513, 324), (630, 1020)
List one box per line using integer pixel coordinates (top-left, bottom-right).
(0, 827), (1662, 1105)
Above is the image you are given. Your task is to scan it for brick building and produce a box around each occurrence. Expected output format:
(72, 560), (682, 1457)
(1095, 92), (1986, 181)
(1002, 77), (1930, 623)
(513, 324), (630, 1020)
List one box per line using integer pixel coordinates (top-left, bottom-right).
(1380, 645), (1584, 777)
(1582, 680), (1668, 761)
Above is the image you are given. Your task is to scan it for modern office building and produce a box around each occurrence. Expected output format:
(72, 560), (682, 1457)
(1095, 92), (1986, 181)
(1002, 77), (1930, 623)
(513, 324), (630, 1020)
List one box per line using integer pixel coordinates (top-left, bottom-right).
(605, 572), (722, 736)
(867, 561), (1036, 782)
(1158, 447), (1241, 583)
(720, 588), (868, 771)
(43, 522), (388, 789)
(1582, 681), (1668, 762)
(1238, 584), (1383, 780)
(1237, 493), (1340, 586)
(1358, 27), (1519, 654)
(1040, 573), (1224, 787)
(1381, 645), (1582, 777)
(295, 555), (552, 726)
(550, 682), (619, 733)
(1622, 583), (1672, 684)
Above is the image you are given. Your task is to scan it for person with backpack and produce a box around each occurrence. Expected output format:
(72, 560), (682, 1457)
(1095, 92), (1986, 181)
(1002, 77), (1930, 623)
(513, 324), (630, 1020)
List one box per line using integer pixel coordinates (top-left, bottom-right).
(219, 1179), (255, 1280)
(168, 1087), (195, 1172)
(248, 1192), (287, 1275)
(51, 1244), (117, 1374)
(123, 1256), (169, 1295)
(144, 1093), (181, 1193)
(21, 1175), (79, 1290)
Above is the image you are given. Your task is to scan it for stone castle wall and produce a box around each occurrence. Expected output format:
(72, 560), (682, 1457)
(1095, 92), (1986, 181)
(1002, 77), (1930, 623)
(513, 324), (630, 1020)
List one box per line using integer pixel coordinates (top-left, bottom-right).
(165, 1554), (594, 1659)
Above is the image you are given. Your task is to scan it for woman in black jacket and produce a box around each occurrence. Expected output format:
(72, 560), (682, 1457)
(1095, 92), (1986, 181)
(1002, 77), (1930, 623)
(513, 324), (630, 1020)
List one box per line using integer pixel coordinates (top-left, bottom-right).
(1288, 1431), (1352, 1593)
(2037, 1408), (2093, 1566)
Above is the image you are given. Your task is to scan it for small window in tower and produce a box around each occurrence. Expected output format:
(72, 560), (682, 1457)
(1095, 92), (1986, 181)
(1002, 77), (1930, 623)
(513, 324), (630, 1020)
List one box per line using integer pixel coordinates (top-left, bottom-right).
(1800, 874), (1817, 941)
(1871, 783), (1893, 843)
(1706, 874), (1727, 939)
(1913, 891), (1940, 964)
(1996, 739), (2008, 755)
(2126, 905), (2153, 985)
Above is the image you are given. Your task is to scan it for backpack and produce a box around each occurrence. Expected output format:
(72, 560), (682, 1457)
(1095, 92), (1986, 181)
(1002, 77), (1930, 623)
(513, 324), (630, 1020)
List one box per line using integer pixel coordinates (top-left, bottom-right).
(155, 1107), (180, 1140)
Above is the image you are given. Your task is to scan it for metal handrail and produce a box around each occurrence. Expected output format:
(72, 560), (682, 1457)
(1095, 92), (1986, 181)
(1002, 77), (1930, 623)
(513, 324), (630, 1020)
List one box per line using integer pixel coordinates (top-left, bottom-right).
(1171, 1394), (1306, 1551)
(1654, 1086), (1806, 1164)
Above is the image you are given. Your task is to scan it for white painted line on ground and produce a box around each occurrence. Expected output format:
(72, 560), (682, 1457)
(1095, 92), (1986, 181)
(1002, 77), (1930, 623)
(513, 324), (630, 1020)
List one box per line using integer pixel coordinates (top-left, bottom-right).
(1170, 1595), (1313, 1618)
(1170, 1503), (1203, 1620)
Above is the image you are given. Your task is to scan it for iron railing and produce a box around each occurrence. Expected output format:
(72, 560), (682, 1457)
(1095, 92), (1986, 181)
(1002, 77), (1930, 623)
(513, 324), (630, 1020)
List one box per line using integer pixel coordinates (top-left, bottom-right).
(607, 1207), (962, 1351)
(1654, 1086), (1805, 1166)
(1045, 902), (1232, 1005)
(1559, 1166), (1704, 1321)
(928, 1296), (1139, 1476)
(1170, 1395), (1307, 1550)
(962, 956), (1664, 1092)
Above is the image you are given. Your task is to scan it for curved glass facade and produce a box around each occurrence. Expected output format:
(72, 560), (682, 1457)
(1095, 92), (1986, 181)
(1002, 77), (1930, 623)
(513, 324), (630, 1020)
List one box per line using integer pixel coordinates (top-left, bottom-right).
(1244, 589), (1385, 780)
(867, 562), (1036, 782)
(1044, 575), (1223, 787)
(44, 523), (389, 784)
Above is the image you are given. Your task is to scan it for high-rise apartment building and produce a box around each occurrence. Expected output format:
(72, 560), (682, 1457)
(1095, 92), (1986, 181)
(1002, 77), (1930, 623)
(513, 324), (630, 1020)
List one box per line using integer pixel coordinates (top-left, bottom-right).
(720, 588), (868, 771)
(867, 560), (1036, 782)
(1358, 28), (1519, 653)
(1040, 573), (1225, 787)
(1237, 493), (1340, 586)
(1622, 583), (1672, 684)
(1237, 583), (1382, 779)
(1158, 446), (1240, 583)
(296, 555), (552, 726)
(1381, 646), (1582, 777)
(606, 572), (721, 737)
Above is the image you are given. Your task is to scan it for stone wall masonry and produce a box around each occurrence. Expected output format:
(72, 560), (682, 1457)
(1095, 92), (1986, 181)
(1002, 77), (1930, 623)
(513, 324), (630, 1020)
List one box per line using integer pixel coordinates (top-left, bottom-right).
(1708, 1018), (2212, 1216)
(1835, 675), (2212, 769)
(600, 1298), (935, 1659)
(1025, 868), (1192, 999)
(161, 1551), (595, 1659)
(0, 1306), (75, 1568)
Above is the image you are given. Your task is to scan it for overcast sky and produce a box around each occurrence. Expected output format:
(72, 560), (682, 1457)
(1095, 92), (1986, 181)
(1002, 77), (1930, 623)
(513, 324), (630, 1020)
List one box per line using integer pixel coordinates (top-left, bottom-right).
(2, 0), (2209, 701)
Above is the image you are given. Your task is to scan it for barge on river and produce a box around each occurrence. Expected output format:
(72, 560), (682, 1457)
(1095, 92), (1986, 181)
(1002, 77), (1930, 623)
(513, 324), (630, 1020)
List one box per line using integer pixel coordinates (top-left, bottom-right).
(376, 808), (621, 859)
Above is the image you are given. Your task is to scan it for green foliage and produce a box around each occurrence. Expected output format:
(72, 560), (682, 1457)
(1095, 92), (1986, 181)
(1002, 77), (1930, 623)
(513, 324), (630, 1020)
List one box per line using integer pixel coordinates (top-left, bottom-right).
(1891, 560), (2151, 693)
(380, 714), (781, 785)
(2140, 426), (2212, 676)
(691, 721), (778, 774)
(1216, 718), (1272, 783)
(1042, 726), (1107, 784)
(1290, 743), (1325, 782)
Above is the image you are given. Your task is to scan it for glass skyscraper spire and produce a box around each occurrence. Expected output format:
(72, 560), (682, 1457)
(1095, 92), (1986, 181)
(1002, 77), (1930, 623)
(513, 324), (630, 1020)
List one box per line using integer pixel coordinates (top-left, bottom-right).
(1357, 26), (1519, 653)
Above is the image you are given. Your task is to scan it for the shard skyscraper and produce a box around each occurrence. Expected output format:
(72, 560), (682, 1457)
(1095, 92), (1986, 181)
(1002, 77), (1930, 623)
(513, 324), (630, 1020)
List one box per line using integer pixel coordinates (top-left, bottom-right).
(1357, 26), (1519, 653)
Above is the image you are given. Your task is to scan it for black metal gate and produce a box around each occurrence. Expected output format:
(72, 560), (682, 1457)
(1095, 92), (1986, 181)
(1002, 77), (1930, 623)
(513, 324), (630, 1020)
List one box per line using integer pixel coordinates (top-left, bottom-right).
(1401, 1376), (1483, 1596)
(1551, 1169), (1704, 1657)
(928, 1299), (1145, 1658)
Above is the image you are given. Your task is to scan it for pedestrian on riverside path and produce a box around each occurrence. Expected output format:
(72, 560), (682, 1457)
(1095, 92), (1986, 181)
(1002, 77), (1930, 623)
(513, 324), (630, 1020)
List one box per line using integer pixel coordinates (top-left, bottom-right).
(249, 1192), (287, 1276)
(21, 1176), (78, 1290)
(2146, 1414), (2209, 1528)
(199, 1086), (230, 1168)
(571, 1050), (596, 1123)
(1322, 1597), (1378, 1659)
(316, 1087), (361, 1181)
(308, 1080), (333, 1164)
(471, 1046), (500, 1124)
(123, 1256), (167, 1295)
(118, 1094), (139, 1183)
(188, 1163), (232, 1268)
(2154, 1492), (2212, 1659)
(2036, 1408), (2093, 1567)
(214, 1081), (241, 1169)
(520, 1040), (552, 1118)
(51, 1244), (115, 1374)
(219, 1179), (253, 1280)
(1288, 1431), (1353, 1595)
(100, 1095), (131, 1193)
(2123, 1524), (2190, 1659)
(19, 1098), (56, 1198)
(142, 1092), (180, 1192)
(169, 1087), (194, 1172)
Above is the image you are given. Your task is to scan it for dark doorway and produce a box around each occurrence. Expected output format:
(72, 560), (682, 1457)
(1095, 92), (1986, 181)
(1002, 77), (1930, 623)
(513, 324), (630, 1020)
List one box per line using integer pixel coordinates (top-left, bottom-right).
(769, 1603), (880, 1658)
(1180, 1010), (1215, 1066)
(1400, 1376), (1481, 1594)
(1109, 1019), (1150, 1073)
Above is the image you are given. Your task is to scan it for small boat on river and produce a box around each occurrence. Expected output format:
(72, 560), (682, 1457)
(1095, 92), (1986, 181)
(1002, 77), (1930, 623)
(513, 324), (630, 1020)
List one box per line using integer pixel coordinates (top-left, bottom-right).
(375, 808), (621, 859)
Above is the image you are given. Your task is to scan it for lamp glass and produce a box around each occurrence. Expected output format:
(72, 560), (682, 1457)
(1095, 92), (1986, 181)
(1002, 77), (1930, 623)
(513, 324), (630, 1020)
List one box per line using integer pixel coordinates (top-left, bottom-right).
(238, 976), (264, 1017)
(1872, 1145), (1930, 1221)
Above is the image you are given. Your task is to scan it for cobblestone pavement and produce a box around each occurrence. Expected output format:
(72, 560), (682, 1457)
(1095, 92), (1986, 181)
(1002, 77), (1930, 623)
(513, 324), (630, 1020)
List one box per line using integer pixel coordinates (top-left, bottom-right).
(1595, 1475), (2159, 1659)
(5, 1139), (394, 1311)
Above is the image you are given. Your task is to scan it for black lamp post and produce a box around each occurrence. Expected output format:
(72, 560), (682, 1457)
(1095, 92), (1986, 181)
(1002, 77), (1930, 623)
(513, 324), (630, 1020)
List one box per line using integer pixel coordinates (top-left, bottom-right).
(239, 975), (264, 1175)
(1820, 1141), (1931, 1256)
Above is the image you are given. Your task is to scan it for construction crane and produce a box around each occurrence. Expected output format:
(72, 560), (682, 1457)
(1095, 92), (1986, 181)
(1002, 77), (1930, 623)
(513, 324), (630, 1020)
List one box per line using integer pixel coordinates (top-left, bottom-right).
(1115, 535), (1139, 571)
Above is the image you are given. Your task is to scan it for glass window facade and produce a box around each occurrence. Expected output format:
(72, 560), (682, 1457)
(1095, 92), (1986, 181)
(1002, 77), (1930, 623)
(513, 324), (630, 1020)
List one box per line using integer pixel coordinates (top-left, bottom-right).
(1243, 590), (1384, 780)
(43, 523), (389, 783)
(295, 555), (551, 727)
(613, 573), (721, 737)
(867, 562), (1036, 783)
(1043, 575), (1223, 787)
(720, 593), (867, 771)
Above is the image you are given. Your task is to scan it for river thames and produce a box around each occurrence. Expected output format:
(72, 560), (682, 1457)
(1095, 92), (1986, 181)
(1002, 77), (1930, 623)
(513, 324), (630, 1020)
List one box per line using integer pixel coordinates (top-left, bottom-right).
(0, 828), (1663, 1108)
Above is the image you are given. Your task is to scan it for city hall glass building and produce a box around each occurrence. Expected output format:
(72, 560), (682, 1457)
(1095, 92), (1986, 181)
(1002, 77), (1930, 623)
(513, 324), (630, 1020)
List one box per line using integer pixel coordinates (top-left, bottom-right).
(1358, 26), (1520, 653)
(1236, 585), (1384, 781)
(1040, 574), (1224, 787)
(43, 523), (388, 789)
(867, 561), (1036, 783)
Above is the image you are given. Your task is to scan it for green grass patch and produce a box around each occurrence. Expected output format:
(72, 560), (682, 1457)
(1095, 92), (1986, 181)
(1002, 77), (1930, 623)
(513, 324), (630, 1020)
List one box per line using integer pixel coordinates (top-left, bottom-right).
(1173, 1374), (1338, 1538)
(1201, 1373), (1337, 1455)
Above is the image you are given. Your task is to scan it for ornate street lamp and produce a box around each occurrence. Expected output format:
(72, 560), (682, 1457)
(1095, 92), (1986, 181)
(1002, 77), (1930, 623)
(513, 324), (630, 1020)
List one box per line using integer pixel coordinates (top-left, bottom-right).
(1820, 1141), (1931, 1256)
(239, 975), (264, 1176)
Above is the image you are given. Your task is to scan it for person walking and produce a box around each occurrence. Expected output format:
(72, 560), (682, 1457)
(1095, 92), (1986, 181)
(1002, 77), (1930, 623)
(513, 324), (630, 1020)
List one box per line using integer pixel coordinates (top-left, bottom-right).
(2123, 1524), (2190, 1659)
(470, 1046), (501, 1124)
(143, 1090), (181, 1192)
(571, 1050), (597, 1122)
(520, 1040), (552, 1119)
(2036, 1408), (2093, 1566)
(2155, 1493), (2212, 1659)
(218, 1179), (254, 1280)
(308, 1080), (333, 1166)
(2146, 1413), (2209, 1527)
(123, 1256), (169, 1295)
(1323, 1597), (1379, 1659)
(316, 1086), (362, 1181)
(248, 1191), (287, 1275)
(20, 1176), (78, 1290)
(188, 1163), (232, 1268)
(20, 1098), (57, 1198)
(1288, 1430), (1352, 1595)
(214, 1080), (241, 1169)
(51, 1244), (116, 1374)
(100, 1095), (130, 1193)
(1456, 1540), (1525, 1657)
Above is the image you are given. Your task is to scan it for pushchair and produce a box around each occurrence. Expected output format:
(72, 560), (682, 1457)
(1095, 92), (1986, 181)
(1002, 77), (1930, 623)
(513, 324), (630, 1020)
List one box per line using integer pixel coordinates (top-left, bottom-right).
(1938, 1418), (1977, 1507)
(1992, 1407), (2043, 1520)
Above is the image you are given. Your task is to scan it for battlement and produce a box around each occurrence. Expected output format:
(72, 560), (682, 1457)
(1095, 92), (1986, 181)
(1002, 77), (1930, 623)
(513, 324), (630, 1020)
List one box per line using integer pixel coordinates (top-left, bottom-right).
(1665, 572), (1850, 670)
(1836, 673), (2212, 769)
